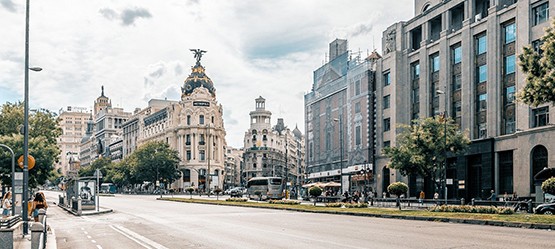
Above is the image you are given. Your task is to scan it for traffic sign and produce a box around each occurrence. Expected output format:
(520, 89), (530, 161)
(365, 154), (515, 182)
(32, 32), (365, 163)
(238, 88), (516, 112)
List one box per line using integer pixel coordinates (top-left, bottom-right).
(18, 154), (35, 170)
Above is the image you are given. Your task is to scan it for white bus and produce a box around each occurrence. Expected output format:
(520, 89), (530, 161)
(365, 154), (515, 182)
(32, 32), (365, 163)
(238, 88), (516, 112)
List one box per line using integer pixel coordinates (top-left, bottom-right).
(247, 177), (284, 200)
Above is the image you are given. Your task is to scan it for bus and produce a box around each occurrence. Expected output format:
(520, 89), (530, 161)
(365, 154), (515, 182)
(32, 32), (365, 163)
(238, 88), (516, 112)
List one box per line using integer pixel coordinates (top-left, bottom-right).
(247, 177), (284, 200)
(100, 183), (117, 194)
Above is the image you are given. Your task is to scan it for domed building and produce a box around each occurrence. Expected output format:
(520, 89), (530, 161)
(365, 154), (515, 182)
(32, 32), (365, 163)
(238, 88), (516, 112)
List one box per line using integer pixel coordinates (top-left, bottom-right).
(124, 50), (227, 192)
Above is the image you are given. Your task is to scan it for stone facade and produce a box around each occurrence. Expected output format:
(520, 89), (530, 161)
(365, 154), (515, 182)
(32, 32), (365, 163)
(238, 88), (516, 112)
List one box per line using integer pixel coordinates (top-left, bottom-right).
(122, 52), (227, 192)
(56, 106), (90, 175)
(373, 0), (554, 201)
(305, 39), (378, 193)
(242, 97), (305, 190)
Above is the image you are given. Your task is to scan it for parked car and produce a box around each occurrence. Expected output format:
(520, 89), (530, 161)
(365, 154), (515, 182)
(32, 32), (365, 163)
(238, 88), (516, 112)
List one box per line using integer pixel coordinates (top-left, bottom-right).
(534, 202), (555, 215)
(230, 187), (244, 197)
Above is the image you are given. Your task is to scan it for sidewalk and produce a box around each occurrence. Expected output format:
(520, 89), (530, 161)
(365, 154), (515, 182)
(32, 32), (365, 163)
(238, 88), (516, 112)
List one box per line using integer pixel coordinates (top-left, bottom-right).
(57, 203), (113, 216)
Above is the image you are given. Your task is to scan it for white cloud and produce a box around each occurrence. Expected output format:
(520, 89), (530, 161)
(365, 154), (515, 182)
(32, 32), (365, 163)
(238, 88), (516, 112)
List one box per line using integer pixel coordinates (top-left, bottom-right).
(0, 0), (413, 148)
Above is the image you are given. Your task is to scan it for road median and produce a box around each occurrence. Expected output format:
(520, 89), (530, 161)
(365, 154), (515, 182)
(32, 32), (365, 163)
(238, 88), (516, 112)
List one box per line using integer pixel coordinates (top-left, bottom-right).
(159, 197), (555, 230)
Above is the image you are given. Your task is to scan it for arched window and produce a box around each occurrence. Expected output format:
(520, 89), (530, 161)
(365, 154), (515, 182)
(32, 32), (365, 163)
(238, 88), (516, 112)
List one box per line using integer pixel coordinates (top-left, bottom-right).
(421, 3), (430, 13)
(531, 145), (548, 193)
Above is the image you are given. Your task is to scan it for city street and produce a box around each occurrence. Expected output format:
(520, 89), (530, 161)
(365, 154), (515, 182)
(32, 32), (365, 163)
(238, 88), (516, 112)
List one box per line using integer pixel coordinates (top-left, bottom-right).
(42, 191), (554, 249)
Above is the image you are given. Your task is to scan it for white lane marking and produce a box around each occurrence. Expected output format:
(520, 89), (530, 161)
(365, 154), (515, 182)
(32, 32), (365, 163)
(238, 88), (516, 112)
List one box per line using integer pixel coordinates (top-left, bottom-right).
(91, 240), (96, 243)
(109, 225), (169, 249)
(96, 245), (103, 249)
(84, 231), (88, 234)
(87, 235), (92, 239)
(81, 228), (85, 231)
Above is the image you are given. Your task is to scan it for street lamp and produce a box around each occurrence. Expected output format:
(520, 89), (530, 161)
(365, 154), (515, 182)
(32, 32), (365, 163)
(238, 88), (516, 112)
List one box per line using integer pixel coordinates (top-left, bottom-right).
(333, 117), (344, 195)
(436, 89), (448, 205)
(23, 0), (42, 234)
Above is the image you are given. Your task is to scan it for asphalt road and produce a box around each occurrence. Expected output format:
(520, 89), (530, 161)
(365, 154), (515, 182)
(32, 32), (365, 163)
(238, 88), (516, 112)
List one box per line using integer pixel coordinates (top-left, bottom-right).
(42, 191), (554, 249)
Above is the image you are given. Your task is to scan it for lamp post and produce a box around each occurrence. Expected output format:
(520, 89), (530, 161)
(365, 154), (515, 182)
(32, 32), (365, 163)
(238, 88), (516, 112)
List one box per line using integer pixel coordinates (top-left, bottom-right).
(206, 123), (211, 196)
(0, 144), (15, 216)
(436, 89), (448, 205)
(23, 0), (42, 235)
(333, 117), (344, 195)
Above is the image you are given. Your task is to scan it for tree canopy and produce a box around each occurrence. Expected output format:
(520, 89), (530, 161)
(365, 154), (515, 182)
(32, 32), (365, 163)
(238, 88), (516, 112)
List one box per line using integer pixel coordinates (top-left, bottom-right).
(518, 19), (555, 106)
(128, 141), (181, 186)
(0, 102), (61, 187)
(383, 116), (470, 191)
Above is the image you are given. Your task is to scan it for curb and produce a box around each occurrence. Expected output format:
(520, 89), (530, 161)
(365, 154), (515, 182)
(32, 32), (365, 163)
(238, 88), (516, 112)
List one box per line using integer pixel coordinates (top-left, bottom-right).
(57, 204), (113, 216)
(160, 198), (555, 230)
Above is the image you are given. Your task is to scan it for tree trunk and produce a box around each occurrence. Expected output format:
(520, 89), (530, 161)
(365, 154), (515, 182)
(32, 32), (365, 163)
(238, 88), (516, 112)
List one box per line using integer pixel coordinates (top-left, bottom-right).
(396, 196), (401, 210)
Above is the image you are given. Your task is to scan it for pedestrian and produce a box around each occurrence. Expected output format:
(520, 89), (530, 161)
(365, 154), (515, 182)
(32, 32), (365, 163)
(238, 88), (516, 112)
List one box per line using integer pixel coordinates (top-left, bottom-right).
(512, 192), (518, 201)
(419, 190), (425, 205)
(503, 192), (509, 202)
(30, 192), (48, 222)
(383, 191), (387, 198)
(433, 192), (439, 205)
(487, 190), (496, 201)
(2, 191), (13, 218)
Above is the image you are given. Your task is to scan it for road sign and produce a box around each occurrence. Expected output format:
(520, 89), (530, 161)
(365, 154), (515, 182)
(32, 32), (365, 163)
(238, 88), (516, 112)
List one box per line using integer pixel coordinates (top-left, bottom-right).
(93, 169), (103, 178)
(17, 154), (35, 170)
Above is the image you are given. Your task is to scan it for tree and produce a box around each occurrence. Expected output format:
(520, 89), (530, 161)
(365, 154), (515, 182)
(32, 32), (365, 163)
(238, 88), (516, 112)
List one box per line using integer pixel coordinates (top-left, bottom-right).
(542, 177), (555, 195)
(518, 19), (555, 106)
(308, 186), (323, 206)
(0, 102), (61, 187)
(79, 157), (111, 178)
(106, 158), (136, 189)
(383, 116), (470, 193)
(128, 141), (181, 191)
(387, 182), (408, 210)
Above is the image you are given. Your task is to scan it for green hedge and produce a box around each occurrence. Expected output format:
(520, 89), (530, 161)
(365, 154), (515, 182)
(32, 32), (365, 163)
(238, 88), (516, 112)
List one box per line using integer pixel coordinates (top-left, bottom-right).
(325, 202), (369, 208)
(428, 205), (514, 214)
(268, 200), (301, 205)
(225, 198), (248, 202)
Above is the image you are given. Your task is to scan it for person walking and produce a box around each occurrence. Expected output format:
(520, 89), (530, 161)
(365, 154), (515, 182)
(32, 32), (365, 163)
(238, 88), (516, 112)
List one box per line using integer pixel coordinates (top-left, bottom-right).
(433, 192), (439, 205)
(2, 191), (13, 218)
(31, 192), (48, 222)
(419, 190), (425, 205)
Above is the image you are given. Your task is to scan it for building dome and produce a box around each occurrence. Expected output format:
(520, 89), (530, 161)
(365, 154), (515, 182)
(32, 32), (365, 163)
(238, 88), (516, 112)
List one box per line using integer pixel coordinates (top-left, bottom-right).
(181, 49), (215, 97)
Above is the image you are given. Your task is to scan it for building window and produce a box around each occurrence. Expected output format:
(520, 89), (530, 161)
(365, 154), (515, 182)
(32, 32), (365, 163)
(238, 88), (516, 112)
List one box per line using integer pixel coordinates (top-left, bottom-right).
(476, 34), (487, 55)
(505, 55), (515, 74)
(478, 123), (487, 138)
(199, 150), (205, 161)
(454, 101), (462, 117)
(531, 145), (548, 193)
(478, 94), (487, 111)
(533, 2), (549, 26)
(199, 115), (205, 125)
(186, 134), (191, 145)
(383, 141), (391, 148)
(453, 74), (462, 90)
(355, 126), (361, 145)
(355, 102), (361, 114)
(498, 150), (514, 194)
(412, 88), (419, 103)
(383, 118), (391, 132)
(506, 86), (516, 104)
(355, 80), (361, 95)
(411, 62), (420, 79)
(478, 65), (487, 83)
(532, 39), (544, 54)
(384, 72), (391, 86)
(186, 150), (191, 160)
(383, 95), (390, 109)
(431, 54), (440, 72)
(187, 115), (191, 125)
(452, 45), (462, 64)
(504, 23), (516, 44)
(532, 107), (549, 128)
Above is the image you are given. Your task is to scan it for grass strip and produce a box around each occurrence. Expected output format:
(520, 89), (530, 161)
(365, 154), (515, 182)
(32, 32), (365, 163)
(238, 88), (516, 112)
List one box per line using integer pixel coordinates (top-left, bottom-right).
(159, 197), (555, 225)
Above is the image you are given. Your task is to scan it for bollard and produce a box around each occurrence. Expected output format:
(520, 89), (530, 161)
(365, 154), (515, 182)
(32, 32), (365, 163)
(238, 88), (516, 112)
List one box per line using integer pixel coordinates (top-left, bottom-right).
(30, 222), (44, 249)
(38, 209), (46, 224)
(471, 198), (475, 206)
(77, 198), (82, 216)
(461, 198), (465, 205)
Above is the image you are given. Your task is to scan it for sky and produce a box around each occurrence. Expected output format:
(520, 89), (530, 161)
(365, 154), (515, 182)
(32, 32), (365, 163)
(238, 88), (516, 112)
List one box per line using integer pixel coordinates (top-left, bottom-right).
(0, 0), (413, 148)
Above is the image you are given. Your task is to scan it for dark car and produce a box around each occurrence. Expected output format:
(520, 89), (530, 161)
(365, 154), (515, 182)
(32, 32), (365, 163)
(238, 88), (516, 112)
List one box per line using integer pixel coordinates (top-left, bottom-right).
(230, 187), (244, 198)
(534, 202), (555, 215)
